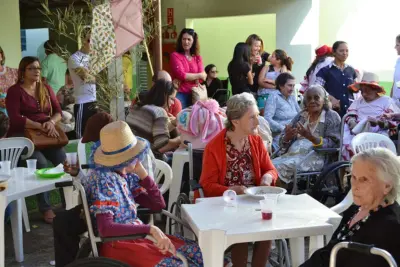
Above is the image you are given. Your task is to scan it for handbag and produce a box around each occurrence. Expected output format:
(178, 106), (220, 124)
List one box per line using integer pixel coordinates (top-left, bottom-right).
(191, 84), (208, 104)
(24, 95), (68, 150)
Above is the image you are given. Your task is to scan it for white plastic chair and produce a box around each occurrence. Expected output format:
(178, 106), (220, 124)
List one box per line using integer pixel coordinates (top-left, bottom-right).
(0, 137), (34, 232)
(77, 139), (89, 176)
(154, 159), (172, 195)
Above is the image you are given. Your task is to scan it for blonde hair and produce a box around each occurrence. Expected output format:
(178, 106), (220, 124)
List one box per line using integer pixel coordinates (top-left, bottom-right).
(351, 148), (400, 203)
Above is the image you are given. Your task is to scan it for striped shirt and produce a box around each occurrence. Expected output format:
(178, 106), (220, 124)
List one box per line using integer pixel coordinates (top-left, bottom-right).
(126, 104), (177, 160)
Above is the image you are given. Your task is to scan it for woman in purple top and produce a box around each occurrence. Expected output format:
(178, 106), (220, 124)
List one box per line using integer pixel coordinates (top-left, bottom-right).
(86, 121), (203, 266)
(6, 56), (65, 223)
(170, 28), (206, 108)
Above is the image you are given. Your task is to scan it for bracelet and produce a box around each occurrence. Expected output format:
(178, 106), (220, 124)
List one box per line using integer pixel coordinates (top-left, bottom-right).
(312, 136), (323, 147)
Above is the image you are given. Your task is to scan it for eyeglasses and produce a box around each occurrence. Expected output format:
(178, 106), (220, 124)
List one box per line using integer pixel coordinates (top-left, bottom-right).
(182, 28), (195, 35)
(26, 67), (42, 71)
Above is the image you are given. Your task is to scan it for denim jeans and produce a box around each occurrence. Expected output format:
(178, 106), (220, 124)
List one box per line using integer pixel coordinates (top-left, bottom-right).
(176, 92), (192, 109)
(30, 148), (66, 212)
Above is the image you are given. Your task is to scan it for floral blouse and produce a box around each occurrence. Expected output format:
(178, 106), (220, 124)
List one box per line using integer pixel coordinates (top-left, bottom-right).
(0, 66), (18, 115)
(224, 136), (255, 186)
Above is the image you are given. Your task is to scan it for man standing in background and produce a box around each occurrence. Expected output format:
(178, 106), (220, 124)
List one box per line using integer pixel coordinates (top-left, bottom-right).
(41, 40), (67, 94)
(68, 27), (97, 139)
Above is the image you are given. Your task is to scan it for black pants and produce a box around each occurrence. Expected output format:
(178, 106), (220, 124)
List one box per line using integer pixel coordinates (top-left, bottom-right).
(74, 101), (97, 139)
(30, 147), (66, 212)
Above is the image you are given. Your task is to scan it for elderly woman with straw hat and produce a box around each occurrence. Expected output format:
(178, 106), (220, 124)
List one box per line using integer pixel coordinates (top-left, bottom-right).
(342, 72), (400, 160)
(301, 148), (400, 267)
(85, 121), (203, 266)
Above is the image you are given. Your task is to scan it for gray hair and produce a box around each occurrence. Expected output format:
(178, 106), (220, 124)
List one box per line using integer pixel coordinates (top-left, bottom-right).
(225, 92), (257, 131)
(303, 85), (331, 110)
(351, 148), (400, 203)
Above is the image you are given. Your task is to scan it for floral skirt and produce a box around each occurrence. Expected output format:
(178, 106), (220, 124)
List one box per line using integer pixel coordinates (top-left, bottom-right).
(100, 235), (203, 267)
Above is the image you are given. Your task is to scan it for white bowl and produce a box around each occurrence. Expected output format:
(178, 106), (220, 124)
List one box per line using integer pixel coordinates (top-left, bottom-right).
(0, 174), (11, 183)
(244, 186), (287, 199)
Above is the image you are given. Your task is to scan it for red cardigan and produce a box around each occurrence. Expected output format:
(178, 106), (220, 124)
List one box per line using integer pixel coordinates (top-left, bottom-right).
(199, 129), (278, 197)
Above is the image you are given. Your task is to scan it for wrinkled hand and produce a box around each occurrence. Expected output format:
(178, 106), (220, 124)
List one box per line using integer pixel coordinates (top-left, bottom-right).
(284, 124), (298, 142)
(63, 159), (80, 177)
(382, 113), (394, 120)
(228, 185), (247, 195)
(348, 120), (357, 130)
(297, 122), (313, 140)
(42, 121), (59, 138)
(133, 162), (148, 180)
(150, 226), (176, 255)
(260, 173), (274, 186)
(330, 96), (340, 110)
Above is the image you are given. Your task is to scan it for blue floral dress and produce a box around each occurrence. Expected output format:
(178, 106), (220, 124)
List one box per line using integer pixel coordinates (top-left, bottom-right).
(85, 169), (204, 267)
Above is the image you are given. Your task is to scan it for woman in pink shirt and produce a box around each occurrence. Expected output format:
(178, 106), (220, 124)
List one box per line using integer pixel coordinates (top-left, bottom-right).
(170, 28), (206, 108)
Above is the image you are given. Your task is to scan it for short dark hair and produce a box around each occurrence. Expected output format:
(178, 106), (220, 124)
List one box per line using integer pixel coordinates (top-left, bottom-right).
(81, 27), (91, 39)
(44, 40), (56, 54)
(275, 72), (295, 90)
(0, 46), (5, 66)
(332, 41), (347, 53)
(396, 35), (400, 43)
(144, 79), (175, 107)
(0, 112), (9, 138)
(176, 28), (200, 56)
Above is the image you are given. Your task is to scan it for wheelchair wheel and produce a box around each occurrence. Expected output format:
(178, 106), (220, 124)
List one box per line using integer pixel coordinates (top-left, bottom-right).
(169, 193), (191, 235)
(66, 257), (130, 267)
(311, 161), (351, 206)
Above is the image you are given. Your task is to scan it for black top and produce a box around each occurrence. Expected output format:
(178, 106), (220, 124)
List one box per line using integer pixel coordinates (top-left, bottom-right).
(250, 51), (270, 93)
(228, 61), (251, 95)
(315, 64), (357, 117)
(300, 202), (400, 267)
(202, 78), (223, 98)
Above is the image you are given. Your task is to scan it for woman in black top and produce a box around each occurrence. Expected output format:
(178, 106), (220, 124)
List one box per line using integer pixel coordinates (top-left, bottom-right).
(203, 64), (222, 98)
(228, 42), (253, 96)
(301, 148), (400, 267)
(245, 34), (270, 93)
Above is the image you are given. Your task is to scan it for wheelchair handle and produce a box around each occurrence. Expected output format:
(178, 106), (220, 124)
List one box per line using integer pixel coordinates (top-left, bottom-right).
(329, 242), (398, 267)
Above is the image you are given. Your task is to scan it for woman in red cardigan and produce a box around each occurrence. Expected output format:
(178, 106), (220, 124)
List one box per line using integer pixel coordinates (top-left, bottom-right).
(199, 92), (278, 267)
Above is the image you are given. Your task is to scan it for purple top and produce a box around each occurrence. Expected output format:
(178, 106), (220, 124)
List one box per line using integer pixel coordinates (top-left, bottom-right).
(6, 83), (62, 136)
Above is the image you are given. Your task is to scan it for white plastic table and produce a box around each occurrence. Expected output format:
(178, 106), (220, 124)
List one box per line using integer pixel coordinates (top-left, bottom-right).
(182, 194), (342, 267)
(0, 169), (72, 264)
(166, 149), (189, 233)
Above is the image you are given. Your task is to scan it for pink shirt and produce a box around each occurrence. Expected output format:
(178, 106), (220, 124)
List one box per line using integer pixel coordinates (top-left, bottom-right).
(170, 52), (204, 94)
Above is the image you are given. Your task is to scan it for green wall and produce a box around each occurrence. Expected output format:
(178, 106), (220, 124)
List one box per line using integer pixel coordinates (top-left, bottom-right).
(188, 14), (276, 78)
(0, 0), (21, 68)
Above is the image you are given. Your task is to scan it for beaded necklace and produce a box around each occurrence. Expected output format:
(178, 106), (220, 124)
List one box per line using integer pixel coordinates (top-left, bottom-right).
(336, 202), (388, 241)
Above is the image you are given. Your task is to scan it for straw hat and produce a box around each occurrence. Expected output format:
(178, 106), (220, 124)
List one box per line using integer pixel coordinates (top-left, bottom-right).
(349, 71), (385, 94)
(94, 121), (148, 167)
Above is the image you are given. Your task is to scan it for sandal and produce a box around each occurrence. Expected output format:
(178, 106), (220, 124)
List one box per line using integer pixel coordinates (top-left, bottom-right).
(43, 210), (56, 224)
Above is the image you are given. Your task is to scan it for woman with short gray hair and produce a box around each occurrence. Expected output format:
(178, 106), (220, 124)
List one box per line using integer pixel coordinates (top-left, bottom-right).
(200, 92), (278, 266)
(301, 147), (400, 267)
(272, 85), (341, 187)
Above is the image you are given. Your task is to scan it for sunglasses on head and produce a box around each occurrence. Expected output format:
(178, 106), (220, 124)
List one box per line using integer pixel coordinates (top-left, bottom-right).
(182, 28), (195, 35)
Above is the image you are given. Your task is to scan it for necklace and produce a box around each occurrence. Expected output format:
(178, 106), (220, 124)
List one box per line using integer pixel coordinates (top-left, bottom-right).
(336, 203), (386, 241)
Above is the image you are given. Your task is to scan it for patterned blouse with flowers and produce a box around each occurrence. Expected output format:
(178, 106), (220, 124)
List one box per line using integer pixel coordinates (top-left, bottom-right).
(0, 66), (18, 115)
(224, 136), (255, 186)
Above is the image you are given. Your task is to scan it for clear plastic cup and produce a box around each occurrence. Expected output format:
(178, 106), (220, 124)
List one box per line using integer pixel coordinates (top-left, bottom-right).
(223, 189), (237, 207)
(26, 159), (37, 173)
(259, 198), (276, 220)
(66, 152), (78, 165)
(14, 167), (26, 178)
(0, 161), (11, 175)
